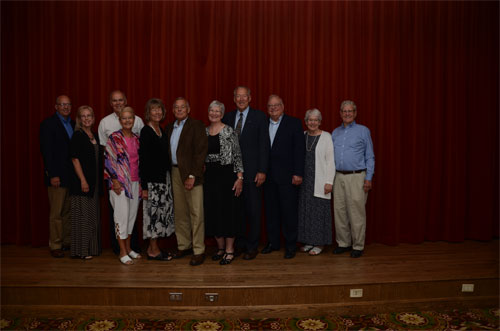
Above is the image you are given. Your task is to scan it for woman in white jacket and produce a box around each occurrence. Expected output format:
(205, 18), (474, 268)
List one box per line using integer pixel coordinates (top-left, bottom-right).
(297, 109), (336, 255)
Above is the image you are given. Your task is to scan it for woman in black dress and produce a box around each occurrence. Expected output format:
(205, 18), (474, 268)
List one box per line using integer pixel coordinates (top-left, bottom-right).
(69, 105), (103, 259)
(204, 100), (244, 265)
(139, 98), (174, 261)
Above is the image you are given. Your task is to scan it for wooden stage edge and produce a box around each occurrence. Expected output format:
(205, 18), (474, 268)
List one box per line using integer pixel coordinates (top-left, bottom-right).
(1, 240), (499, 318)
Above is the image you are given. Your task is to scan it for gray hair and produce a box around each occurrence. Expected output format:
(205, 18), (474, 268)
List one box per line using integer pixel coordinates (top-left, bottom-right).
(305, 108), (322, 122)
(208, 100), (225, 117)
(340, 100), (357, 112)
(233, 86), (251, 96)
(267, 94), (284, 107)
(173, 97), (190, 109)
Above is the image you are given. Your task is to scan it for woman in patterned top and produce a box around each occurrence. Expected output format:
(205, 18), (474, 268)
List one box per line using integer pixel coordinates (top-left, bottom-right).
(204, 100), (244, 265)
(104, 107), (142, 265)
(139, 98), (174, 261)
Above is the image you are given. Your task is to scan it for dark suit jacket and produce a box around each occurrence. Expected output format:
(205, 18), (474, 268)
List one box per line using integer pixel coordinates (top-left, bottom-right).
(268, 114), (305, 185)
(69, 129), (103, 197)
(39, 113), (75, 187)
(222, 108), (269, 181)
(165, 117), (208, 186)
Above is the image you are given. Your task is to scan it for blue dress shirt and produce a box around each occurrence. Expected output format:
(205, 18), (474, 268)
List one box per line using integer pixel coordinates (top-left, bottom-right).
(332, 121), (375, 181)
(269, 115), (283, 147)
(170, 118), (187, 165)
(56, 112), (73, 139)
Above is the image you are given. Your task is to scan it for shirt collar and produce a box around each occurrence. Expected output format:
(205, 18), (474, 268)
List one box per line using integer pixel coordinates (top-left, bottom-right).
(341, 120), (356, 129)
(270, 114), (283, 125)
(237, 107), (250, 118)
(56, 112), (71, 124)
(174, 117), (188, 128)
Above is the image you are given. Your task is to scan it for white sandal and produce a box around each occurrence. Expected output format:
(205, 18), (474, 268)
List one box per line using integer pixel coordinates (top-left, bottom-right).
(128, 251), (142, 259)
(309, 246), (323, 256)
(120, 255), (133, 265)
(300, 245), (314, 253)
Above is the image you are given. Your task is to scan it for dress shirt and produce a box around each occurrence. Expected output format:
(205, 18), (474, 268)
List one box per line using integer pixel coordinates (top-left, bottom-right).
(332, 121), (375, 181)
(98, 112), (144, 146)
(234, 107), (249, 132)
(170, 118), (187, 165)
(269, 114), (283, 147)
(56, 112), (73, 139)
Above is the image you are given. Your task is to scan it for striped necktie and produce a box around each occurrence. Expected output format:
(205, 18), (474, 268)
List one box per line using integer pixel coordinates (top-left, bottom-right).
(235, 112), (243, 137)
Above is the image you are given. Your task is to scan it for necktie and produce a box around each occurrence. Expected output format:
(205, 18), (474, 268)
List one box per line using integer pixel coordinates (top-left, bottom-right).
(235, 113), (243, 137)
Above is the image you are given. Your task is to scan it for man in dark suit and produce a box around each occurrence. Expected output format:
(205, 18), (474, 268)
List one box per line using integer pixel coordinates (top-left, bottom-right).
(40, 95), (75, 258)
(166, 97), (208, 266)
(262, 95), (305, 259)
(222, 86), (269, 260)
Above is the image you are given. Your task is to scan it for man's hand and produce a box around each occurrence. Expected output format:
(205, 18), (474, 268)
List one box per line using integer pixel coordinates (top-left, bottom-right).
(324, 183), (333, 195)
(292, 175), (303, 186)
(363, 180), (372, 193)
(254, 172), (266, 187)
(184, 177), (195, 191)
(50, 177), (61, 188)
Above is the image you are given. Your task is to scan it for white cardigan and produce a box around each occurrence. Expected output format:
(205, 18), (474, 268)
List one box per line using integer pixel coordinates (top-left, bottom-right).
(308, 131), (336, 200)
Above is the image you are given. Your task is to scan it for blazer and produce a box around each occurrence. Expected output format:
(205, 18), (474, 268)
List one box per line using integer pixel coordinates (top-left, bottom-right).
(268, 114), (305, 185)
(165, 117), (208, 186)
(69, 129), (103, 197)
(39, 113), (75, 187)
(222, 108), (269, 181)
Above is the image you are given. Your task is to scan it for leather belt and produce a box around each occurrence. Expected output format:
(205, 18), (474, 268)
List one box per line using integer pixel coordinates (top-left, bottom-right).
(336, 169), (366, 175)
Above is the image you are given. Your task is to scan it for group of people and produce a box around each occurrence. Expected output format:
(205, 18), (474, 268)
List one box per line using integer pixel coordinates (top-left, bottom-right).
(39, 86), (375, 266)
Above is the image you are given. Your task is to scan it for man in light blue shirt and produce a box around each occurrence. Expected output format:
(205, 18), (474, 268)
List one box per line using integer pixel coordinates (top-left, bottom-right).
(332, 100), (375, 258)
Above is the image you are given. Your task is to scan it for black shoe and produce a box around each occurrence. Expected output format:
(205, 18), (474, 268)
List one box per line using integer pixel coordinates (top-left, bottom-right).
(333, 246), (352, 254)
(261, 243), (279, 254)
(147, 251), (173, 261)
(220, 252), (235, 265)
(243, 250), (258, 260)
(350, 249), (363, 258)
(172, 248), (193, 259)
(284, 249), (296, 259)
(212, 249), (225, 261)
(234, 247), (244, 257)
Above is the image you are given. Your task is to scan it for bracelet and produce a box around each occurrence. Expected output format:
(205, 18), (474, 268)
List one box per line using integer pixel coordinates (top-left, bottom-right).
(237, 176), (244, 180)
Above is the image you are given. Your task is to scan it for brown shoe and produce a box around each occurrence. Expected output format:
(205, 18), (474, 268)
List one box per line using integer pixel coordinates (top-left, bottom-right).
(243, 250), (258, 260)
(190, 253), (205, 266)
(50, 249), (64, 258)
(171, 248), (193, 259)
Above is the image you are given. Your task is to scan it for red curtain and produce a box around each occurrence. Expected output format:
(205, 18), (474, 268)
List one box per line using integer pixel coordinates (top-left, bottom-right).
(2, 1), (498, 247)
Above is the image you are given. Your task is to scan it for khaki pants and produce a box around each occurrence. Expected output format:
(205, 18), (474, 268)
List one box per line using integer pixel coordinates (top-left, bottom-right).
(333, 172), (368, 251)
(171, 167), (205, 255)
(47, 186), (71, 250)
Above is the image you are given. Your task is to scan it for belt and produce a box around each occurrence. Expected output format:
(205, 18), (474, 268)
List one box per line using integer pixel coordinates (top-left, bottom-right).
(336, 169), (366, 175)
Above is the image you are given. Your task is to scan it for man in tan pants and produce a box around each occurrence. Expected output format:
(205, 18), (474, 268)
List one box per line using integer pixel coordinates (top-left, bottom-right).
(331, 100), (375, 258)
(166, 97), (208, 266)
(40, 95), (75, 257)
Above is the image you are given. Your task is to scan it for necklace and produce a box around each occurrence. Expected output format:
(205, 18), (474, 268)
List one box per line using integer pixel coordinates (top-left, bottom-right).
(306, 133), (319, 152)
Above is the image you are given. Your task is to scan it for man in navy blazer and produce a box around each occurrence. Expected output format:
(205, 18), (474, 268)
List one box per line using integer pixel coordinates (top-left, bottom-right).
(40, 95), (75, 258)
(262, 95), (305, 259)
(222, 86), (269, 260)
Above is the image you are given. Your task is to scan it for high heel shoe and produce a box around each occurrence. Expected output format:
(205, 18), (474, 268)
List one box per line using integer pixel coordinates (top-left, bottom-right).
(212, 249), (225, 261)
(220, 252), (234, 265)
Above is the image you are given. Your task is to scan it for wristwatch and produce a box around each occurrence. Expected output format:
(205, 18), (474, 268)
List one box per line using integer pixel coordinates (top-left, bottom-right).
(188, 175), (195, 179)
(238, 176), (244, 180)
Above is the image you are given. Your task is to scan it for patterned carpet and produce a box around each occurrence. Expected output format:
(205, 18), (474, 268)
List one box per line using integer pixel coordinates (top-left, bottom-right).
(1, 308), (498, 330)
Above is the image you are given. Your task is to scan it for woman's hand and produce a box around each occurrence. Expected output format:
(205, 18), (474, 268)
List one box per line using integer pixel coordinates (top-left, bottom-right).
(112, 179), (122, 195)
(142, 189), (148, 200)
(233, 178), (243, 197)
(324, 183), (333, 195)
(81, 178), (89, 193)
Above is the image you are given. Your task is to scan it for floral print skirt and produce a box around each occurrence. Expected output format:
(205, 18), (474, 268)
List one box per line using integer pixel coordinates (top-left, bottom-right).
(142, 172), (175, 239)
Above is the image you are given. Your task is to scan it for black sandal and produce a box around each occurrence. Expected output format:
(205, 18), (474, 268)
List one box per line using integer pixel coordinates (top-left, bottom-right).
(220, 252), (234, 265)
(212, 249), (225, 261)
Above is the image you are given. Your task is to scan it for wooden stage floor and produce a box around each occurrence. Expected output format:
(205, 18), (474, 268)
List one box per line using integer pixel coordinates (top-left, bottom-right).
(1, 240), (498, 318)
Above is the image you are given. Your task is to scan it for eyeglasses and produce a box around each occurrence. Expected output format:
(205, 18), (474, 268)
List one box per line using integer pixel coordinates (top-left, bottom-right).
(57, 103), (72, 107)
(174, 105), (188, 110)
(267, 103), (282, 109)
(341, 109), (354, 114)
(209, 108), (222, 113)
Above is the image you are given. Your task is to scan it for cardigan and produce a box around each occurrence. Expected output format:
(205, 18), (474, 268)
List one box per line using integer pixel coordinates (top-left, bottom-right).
(69, 129), (103, 197)
(139, 125), (171, 188)
(205, 125), (244, 173)
(310, 131), (336, 200)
